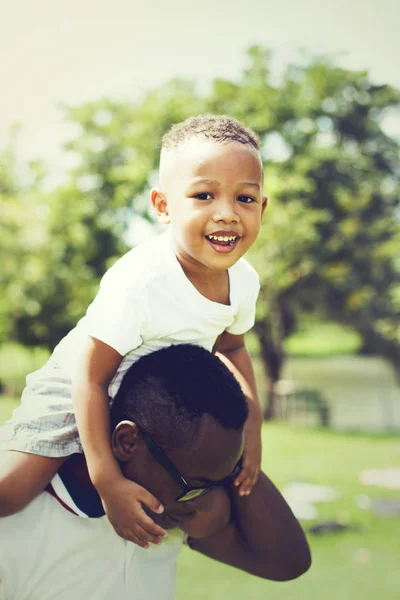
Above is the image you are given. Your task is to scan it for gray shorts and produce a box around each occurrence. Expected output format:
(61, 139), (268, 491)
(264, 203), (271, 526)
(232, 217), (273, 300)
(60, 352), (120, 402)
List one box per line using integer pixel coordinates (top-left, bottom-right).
(0, 374), (82, 458)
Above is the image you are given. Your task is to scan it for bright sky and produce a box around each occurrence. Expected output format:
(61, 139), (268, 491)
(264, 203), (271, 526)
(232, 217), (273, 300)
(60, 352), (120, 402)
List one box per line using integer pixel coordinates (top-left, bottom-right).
(1, 0), (399, 169)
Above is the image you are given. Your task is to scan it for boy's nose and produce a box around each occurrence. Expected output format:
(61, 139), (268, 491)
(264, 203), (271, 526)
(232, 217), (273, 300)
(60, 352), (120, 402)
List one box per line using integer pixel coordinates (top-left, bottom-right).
(212, 199), (239, 224)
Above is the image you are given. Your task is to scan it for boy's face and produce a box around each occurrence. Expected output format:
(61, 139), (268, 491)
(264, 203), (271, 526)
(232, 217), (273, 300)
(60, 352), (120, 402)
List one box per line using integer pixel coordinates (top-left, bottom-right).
(152, 139), (267, 274)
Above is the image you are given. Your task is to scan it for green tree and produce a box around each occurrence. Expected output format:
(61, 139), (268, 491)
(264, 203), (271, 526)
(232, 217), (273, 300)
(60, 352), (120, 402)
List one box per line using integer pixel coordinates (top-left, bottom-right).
(274, 56), (400, 374)
(9, 81), (203, 349)
(255, 50), (399, 414)
(205, 47), (400, 414)
(0, 139), (51, 346)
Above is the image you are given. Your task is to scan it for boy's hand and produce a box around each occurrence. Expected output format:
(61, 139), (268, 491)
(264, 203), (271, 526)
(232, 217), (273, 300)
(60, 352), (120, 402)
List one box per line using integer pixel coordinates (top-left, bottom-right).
(234, 429), (261, 497)
(100, 476), (168, 547)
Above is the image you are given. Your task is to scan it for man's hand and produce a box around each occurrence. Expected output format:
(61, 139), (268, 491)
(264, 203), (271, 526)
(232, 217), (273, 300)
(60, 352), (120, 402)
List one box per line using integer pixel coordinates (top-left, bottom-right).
(100, 476), (168, 548)
(188, 471), (311, 581)
(234, 427), (261, 496)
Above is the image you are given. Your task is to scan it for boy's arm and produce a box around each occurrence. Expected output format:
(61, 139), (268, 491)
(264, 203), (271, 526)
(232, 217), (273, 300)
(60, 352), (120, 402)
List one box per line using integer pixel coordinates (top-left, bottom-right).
(73, 336), (123, 490)
(188, 471), (311, 581)
(73, 336), (166, 546)
(214, 332), (262, 494)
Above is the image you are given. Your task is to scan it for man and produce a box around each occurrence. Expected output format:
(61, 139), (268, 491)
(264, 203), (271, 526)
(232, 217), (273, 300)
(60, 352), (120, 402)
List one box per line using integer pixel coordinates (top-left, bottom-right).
(0, 345), (310, 599)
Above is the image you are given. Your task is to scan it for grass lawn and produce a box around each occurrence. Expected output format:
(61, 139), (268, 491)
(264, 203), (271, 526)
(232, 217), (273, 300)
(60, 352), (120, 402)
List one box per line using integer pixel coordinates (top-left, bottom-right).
(177, 423), (399, 600)
(285, 322), (362, 357)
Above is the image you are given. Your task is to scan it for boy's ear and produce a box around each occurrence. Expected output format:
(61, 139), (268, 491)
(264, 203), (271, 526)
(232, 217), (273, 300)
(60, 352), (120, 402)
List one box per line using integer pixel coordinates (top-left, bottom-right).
(151, 188), (171, 224)
(261, 195), (268, 217)
(112, 421), (141, 462)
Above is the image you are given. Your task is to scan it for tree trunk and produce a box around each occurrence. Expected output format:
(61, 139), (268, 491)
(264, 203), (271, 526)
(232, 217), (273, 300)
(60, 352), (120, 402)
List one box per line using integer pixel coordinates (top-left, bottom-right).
(358, 326), (400, 381)
(257, 333), (284, 420)
(254, 299), (286, 420)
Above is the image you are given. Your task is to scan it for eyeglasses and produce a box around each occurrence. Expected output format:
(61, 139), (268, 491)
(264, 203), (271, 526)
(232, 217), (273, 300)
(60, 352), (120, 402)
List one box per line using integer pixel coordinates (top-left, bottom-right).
(136, 424), (242, 503)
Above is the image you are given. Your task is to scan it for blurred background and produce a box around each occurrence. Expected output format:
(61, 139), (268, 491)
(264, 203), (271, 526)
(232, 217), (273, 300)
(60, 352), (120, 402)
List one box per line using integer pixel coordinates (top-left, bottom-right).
(1, 0), (399, 598)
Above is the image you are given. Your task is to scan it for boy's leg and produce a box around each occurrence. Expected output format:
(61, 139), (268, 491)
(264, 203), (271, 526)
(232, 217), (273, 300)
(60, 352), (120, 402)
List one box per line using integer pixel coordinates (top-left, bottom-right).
(0, 450), (65, 516)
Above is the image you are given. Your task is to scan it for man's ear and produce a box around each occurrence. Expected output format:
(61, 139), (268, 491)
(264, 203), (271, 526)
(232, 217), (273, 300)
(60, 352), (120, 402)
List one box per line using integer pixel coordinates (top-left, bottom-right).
(261, 195), (268, 217)
(151, 188), (171, 224)
(111, 421), (141, 462)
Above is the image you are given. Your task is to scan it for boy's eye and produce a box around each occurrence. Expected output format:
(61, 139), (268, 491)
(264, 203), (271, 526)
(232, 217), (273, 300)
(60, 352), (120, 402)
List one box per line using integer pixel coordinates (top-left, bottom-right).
(194, 193), (213, 201)
(238, 195), (255, 204)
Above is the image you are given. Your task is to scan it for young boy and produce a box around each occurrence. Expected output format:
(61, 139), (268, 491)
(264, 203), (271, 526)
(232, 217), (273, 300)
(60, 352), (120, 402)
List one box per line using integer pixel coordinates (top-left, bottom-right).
(0, 114), (267, 548)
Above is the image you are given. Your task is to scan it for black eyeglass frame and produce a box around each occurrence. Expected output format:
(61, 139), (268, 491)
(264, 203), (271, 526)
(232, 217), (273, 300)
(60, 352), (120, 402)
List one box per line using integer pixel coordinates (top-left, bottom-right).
(136, 423), (242, 502)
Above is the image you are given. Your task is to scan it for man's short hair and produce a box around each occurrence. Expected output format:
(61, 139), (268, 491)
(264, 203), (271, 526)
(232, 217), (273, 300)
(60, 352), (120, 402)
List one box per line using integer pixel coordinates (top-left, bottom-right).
(162, 114), (260, 153)
(111, 344), (248, 449)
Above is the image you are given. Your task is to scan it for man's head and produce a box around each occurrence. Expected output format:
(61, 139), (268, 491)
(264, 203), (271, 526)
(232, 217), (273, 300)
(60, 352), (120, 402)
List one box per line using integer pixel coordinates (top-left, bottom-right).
(110, 344), (248, 528)
(151, 115), (267, 274)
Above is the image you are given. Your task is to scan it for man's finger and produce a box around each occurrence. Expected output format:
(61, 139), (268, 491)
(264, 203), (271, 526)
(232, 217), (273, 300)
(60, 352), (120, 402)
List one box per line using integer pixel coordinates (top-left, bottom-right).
(239, 466), (261, 496)
(238, 478), (252, 496)
(234, 464), (249, 486)
(251, 468), (260, 486)
(239, 478), (252, 488)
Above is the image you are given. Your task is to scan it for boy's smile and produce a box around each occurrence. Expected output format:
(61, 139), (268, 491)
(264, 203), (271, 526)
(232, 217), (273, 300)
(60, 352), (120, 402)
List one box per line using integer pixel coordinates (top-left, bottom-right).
(205, 230), (240, 252)
(151, 139), (267, 281)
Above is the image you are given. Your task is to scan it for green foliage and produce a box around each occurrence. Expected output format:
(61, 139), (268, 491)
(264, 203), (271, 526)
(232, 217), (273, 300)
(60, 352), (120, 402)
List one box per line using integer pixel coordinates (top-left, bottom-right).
(64, 80), (202, 221)
(0, 342), (49, 396)
(0, 143), (54, 345)
(1, 81), (203, 349)
(239, 49), (400, 410)
(274, 59), (400, 368)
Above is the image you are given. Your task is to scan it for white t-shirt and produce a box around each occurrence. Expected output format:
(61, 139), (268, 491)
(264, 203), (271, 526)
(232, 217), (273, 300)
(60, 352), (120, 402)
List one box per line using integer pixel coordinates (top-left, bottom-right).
(0, 473), (184, 600)
(1, 229), (259, 456)
(40, 229), (260, 397)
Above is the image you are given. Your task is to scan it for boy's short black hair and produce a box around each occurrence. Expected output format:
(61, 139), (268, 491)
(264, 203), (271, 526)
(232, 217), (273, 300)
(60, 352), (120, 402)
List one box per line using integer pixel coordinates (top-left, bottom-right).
(111, 344), (248, 449)
(162, 114), (260, 152)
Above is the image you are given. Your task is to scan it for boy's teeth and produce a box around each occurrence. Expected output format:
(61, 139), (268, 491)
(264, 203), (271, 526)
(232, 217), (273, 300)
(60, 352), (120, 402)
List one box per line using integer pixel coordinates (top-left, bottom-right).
(207, 235), (237, 242)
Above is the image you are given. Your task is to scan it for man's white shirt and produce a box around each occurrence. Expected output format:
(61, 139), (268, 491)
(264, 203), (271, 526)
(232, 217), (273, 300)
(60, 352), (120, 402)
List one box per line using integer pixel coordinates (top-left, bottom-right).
(0, 473), (184, 600)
